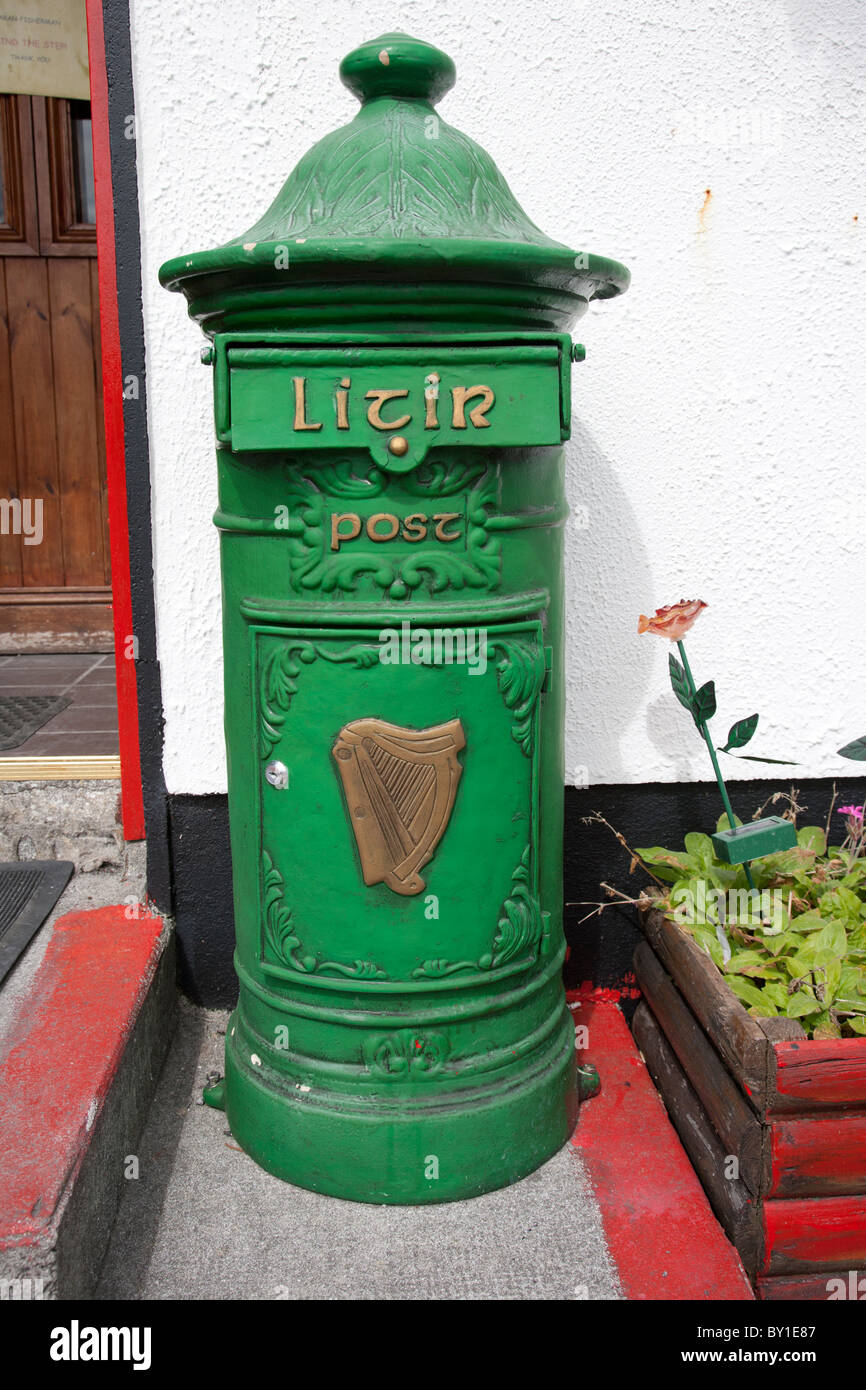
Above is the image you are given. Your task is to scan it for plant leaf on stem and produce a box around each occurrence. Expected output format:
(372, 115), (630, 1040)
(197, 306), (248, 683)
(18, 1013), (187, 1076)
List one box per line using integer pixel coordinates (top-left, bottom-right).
(691, 680), (717, 727)
(720, 713), (759, 752)
(668, 653), (693, 714)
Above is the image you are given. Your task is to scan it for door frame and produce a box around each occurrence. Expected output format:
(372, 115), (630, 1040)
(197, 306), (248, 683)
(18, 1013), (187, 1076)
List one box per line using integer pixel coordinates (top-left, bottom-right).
(84, 0), (143, 839)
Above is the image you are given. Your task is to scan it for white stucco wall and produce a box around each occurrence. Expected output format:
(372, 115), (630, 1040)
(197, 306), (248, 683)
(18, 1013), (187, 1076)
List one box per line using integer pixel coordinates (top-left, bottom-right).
(129, 0), (866, 796)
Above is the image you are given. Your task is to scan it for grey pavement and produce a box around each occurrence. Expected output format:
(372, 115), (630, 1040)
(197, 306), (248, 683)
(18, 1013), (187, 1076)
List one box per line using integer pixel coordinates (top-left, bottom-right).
(97, 999), (623, 1301)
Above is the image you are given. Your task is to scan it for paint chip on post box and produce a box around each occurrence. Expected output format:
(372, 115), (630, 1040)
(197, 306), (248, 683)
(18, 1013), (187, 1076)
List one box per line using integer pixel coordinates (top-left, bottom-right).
(160, 30), (628, 1203)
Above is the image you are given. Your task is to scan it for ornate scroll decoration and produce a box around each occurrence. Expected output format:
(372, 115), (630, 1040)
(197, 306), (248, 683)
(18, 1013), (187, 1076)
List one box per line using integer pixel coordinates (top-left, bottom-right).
(282, 458), (500, 599)
(262, 849), (387, 980)
(363, 1029), (449, 1078)
(488, 846), (543, 967)
(259, 640), (380, 757)
(333, 718), (465, 896)
(362, 1029), (501, 1081)
(411, 847), (541, 979)
(489, 638), (546, 757)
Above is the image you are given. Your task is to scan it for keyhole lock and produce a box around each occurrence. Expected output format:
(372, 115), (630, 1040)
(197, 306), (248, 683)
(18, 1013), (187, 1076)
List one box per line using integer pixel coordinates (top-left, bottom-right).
(265, 761), (289, 790)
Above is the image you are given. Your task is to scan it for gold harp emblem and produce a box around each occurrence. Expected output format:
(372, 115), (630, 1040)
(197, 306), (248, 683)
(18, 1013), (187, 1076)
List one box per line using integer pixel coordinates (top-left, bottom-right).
(332, 717), (465, 896)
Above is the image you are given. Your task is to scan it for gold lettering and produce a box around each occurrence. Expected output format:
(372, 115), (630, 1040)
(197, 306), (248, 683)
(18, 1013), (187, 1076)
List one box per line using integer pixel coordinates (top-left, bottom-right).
(292, 377), (322, 431)
(424, 372), (440, 429)
(365, 389), (411, 431)
(367, 512), (400, 542)
(433, 513), (461, 542)
(336, 377), (350, 430)
(402, 513), (428, 543)
(330, 513), (362, 551)
(451, 384), (494, 429)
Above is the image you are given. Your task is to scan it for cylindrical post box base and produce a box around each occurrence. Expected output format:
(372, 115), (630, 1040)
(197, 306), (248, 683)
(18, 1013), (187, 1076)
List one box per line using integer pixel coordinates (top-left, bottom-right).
(221, 992), (579, 1204)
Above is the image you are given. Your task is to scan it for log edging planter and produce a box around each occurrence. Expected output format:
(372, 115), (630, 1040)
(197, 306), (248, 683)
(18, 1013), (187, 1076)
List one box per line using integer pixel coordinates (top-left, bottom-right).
(635, 906), (866, 1300)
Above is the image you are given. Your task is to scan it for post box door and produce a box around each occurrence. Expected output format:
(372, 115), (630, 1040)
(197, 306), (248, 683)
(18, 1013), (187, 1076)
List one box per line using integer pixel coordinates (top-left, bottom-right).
(252, 618), (547, 986)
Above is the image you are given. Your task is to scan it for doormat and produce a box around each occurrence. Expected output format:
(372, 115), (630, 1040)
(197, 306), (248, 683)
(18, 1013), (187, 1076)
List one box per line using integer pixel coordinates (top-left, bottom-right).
(0, 861), (73, 988)
(0, 695), (70, 751)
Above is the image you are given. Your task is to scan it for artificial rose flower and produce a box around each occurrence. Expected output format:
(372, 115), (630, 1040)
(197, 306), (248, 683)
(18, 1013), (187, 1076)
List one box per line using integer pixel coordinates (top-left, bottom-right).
(638, 599), (707, 642)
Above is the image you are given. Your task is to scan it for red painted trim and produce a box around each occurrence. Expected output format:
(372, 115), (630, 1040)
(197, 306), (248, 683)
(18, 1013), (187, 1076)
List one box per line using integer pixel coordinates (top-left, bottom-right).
(770, 1109), (866, 1197)
(762, 1196), (866, 1275)
(0, 907), (164, 1244)
(84, 0), (145, 840)
(568, 994), (754, 1301)
(773, 1037), (866, 1109)
(570, 977), (641, 1004)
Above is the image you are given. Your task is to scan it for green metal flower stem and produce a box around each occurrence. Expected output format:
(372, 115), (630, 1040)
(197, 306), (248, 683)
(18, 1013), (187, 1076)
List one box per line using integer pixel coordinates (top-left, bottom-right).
(677, 639), (757, 893)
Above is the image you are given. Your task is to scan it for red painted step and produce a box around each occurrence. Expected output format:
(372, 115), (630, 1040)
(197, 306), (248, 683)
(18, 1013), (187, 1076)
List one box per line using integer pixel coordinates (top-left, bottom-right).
(0, 905), (165, 1250)
(569, 993), (754, 1301)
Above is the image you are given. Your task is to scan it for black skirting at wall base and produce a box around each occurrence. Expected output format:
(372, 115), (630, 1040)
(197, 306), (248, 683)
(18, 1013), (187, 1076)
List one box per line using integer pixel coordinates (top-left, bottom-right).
(168, 776), (866, 1008)
(168, 795), (237, 1007)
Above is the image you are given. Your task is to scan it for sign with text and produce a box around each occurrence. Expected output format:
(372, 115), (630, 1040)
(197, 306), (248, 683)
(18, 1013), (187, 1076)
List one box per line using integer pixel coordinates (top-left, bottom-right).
(0, 1), (89, 100)
(225, 344), (565, 471)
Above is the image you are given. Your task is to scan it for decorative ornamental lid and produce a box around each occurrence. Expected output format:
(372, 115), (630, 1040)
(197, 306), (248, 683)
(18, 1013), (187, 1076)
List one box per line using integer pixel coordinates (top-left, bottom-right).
(159, 33), (629, 334)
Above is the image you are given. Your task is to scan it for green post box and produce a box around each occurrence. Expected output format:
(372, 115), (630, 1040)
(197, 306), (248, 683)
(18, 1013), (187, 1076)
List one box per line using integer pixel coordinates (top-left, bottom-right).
(160, 33), (629, 1203)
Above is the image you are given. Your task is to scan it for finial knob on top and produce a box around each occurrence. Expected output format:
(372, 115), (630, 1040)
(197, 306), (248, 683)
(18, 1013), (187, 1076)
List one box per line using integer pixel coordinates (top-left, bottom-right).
(339, 33), (457, 106)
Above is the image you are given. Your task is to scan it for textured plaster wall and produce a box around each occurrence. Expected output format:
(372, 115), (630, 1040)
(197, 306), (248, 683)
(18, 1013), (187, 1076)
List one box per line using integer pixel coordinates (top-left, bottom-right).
(129, 0), (866, 795)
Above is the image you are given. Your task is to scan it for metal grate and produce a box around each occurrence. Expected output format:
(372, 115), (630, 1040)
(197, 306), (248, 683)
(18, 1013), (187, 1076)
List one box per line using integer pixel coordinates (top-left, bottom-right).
(0, 695), (70, 752)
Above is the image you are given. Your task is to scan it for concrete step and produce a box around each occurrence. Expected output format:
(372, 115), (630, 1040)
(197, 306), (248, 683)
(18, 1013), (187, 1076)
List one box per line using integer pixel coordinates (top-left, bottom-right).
(0, 780), (127, 875)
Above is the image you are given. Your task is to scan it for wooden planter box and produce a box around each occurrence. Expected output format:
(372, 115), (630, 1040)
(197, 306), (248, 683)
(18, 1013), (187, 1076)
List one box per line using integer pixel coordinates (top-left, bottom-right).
(634, 906), (866, 1300)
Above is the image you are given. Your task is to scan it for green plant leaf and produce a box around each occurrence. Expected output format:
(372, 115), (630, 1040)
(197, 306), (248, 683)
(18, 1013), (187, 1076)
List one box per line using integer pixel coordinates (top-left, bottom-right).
(797, 826), (827, 855)
(819, 956), (842, 1004)
(720, 714), (758, 752)
(787, 989), (822, 1019)
(761, 982), (791, 1010)
(721, 753), (799, 765)
(689, 925), (725, 968)
(838, 736), (866, 761)
(849, 1016), (866, 1035)
(788, 911), (826, 933)
(726, 975), (772, 1012)
(814, 920), (848, 958)
(635, 847), (698, 880)
(716, 811), (743, 832)
(668, 653), (693, 714)
(761, 847), (815, 879)
(684, 832), (714, 868)
(691, 680), (716, 726)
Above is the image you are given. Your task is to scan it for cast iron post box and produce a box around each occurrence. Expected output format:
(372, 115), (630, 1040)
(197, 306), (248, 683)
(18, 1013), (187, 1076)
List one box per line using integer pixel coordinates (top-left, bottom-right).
(160, 33), (629, 1203)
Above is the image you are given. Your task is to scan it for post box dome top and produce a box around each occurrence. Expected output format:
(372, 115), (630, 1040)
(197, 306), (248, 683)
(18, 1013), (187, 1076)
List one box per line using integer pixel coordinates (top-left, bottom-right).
(159, 33), (629, 334)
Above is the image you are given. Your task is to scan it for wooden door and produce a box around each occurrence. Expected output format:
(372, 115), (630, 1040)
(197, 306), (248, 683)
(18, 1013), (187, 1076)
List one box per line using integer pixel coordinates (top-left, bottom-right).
(0, 92), (111, 652)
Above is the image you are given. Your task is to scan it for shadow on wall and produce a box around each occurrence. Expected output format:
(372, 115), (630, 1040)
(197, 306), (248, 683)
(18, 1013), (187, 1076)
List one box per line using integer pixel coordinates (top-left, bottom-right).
(564, 417), (656, 786)
(645, 693), (697, 783)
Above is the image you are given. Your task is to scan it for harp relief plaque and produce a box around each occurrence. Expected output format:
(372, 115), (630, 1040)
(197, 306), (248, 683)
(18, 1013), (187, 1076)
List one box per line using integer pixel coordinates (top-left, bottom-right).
(332, 717), (465, 896)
